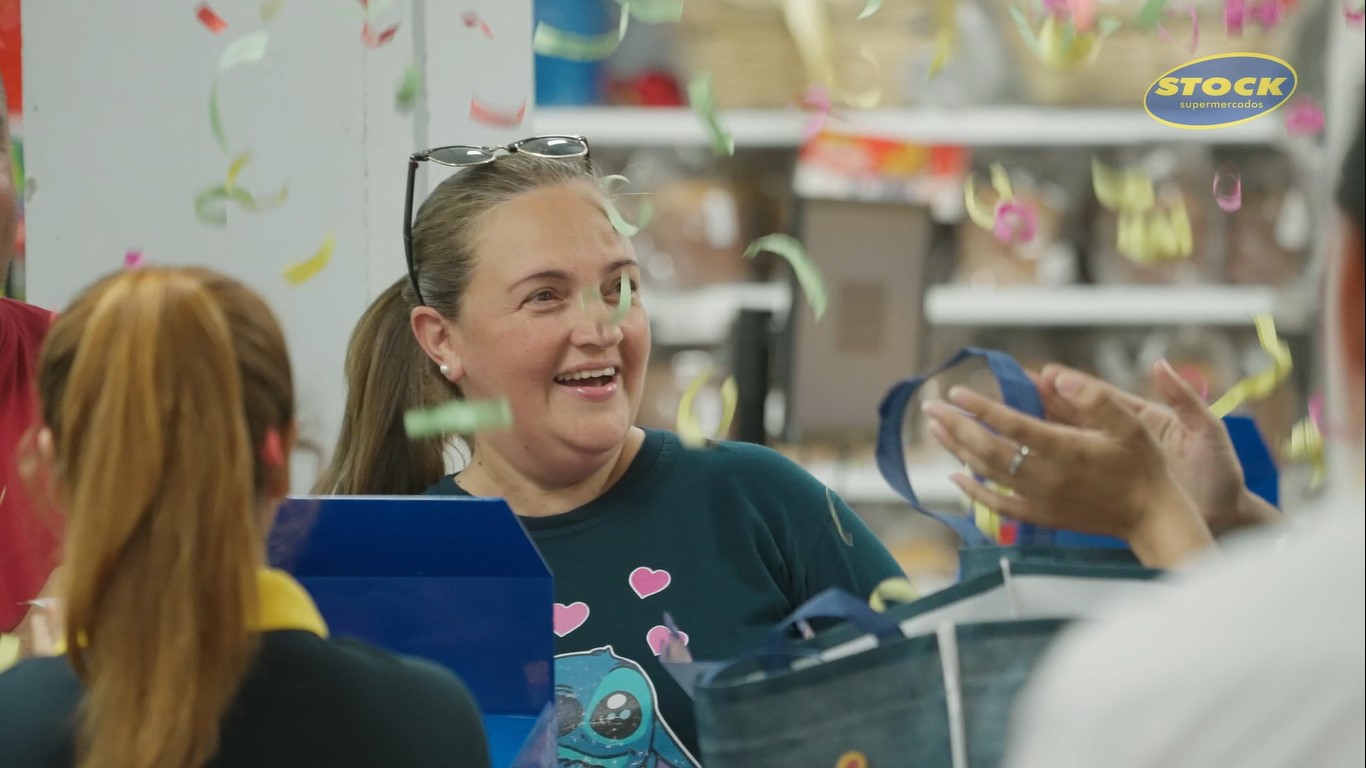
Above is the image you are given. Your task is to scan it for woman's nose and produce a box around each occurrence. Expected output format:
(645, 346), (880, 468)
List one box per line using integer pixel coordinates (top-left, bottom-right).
(570, 292), (625, 348)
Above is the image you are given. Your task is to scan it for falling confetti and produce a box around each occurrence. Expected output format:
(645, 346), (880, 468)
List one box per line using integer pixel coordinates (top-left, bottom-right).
(1284, 98), (1326, 136)
(404, 398), (513, 439)
(461, 10), (494, 38)
(362, 22), (400, 47)
(197, 3), (229, 33)
(194, 180), (288, 227)
(1213, 168), (1242, 212)
(928, 0), (957, 79)
(395, 66), (423, 113)
(1009, 5), (1116, 69)
(469, 95), (527, 128)
(261, 0), (287, 23)
(743, 233), (828, 320)
(1210, 314), (1292, 418)
(857, 0), (882, 19)
(619, 0), (686, 23)
(826, 486), (854, 546)
(609, 271), (632, 325)
(1137, 0), (1173, 28)
(283, 234), (336, 285)
(836, 46), (884, 109)
(219, 30), (270, 72)
(676, 368), (738, 448)
(868, 577), (920, 612)
(993, 201), (1039, 245)
(687, 74), (734, 156)
(209, 84), (229, 152)
(1092, 158), (1155, 211)
(225, 152), (252, 192)
(1348, 0), (1366, 26)
(123, 250), (145, 269)
(799, 84), (831, 140)
(599, 175), (654, 238)
(533, 7), (630, 62)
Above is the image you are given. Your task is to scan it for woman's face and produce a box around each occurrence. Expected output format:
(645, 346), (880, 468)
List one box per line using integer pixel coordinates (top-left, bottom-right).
(448, 180), (650, 474)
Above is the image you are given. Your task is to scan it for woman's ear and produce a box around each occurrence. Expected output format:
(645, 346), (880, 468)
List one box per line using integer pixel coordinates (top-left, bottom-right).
(411, 306), (466, 381)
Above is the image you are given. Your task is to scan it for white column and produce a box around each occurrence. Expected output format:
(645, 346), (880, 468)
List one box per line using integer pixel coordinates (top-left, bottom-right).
(23, 0), (533, 489)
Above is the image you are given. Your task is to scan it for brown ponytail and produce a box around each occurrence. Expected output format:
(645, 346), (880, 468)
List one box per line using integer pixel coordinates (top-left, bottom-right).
(320, 153), (602, 495)
(314, 276), (455, 495)
(37, 267), (294, 768)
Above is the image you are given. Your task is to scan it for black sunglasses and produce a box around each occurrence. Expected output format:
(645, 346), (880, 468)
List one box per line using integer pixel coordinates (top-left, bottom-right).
(403, 135), (592, 306)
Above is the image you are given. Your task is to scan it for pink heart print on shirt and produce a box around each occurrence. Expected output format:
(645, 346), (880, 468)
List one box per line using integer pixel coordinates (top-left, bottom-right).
(628, 567), (672, 599)
(553, 602), (590, 638)
(646, 625), (690, 657)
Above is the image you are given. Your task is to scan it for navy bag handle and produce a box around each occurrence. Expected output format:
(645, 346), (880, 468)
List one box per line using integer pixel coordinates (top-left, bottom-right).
(760, 588), (903, 672)
(875, 347), (1053, 548)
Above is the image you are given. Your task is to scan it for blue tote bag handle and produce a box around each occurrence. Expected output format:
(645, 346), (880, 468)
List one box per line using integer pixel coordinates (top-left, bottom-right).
(875, 347), (1053, 548)
(761, 588), (902, 671)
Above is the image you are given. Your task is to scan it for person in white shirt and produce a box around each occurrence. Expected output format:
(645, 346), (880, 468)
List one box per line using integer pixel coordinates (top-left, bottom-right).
(925, 111), (1366, 766)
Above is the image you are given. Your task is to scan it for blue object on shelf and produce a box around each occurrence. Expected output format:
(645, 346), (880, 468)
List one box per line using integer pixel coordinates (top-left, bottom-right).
(269, 497), (556, 768)
(534, 0), (611, 106)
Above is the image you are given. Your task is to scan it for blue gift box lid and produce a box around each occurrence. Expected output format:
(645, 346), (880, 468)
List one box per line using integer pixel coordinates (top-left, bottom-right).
(269, 496), (555, 768)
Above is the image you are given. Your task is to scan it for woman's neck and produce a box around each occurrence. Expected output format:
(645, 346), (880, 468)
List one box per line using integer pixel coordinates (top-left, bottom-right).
(458, 427), (646, 518)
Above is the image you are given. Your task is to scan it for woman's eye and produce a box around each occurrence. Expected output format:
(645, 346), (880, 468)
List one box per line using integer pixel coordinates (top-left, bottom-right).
(607, 277), (639, 296)
(528, 289), (558, 304)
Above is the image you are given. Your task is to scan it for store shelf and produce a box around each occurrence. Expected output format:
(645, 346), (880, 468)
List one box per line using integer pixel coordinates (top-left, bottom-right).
(801, 457), (963, 507)
(647, 281), (792, 346)
(535, 107), (1285, 149)
(924, 284), (1312, 330)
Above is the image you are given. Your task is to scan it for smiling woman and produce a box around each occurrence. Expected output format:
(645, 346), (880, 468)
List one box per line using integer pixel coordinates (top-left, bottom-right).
(320, 141), (906, 761)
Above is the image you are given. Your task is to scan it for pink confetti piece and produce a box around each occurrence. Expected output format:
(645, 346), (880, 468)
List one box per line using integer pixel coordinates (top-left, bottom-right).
(197, 2), (229, 33)
(1043, 0), (1070, 15)
(1250, 0), (1284, 29)
(993, 201), (1038, 246)
(1069, 0), (1096, 30)
(469, 95), (527, 128)
(799, 84), (832, 140)
(1213, 168), (1242, 212)
(1226, 0), (1247, 35)
(1348, 1), (1366, 26)
(123, 250), (145, 269)
(362, 22), (399, 47)
(461, 10), (494, 38)
(1284, 98), (1326, 136)
(1308, 391), (1324, 431)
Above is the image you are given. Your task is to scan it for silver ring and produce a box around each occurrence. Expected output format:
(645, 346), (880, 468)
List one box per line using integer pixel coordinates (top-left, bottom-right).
(1007, 445), (1031, 477)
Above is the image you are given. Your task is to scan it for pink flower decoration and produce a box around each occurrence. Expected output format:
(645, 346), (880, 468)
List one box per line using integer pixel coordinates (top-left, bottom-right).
(993, 201), (1038, 246)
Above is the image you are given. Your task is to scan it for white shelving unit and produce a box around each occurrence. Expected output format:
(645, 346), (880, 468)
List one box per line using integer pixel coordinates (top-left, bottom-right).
(925, 285), (1314, 330)
(800, 457), (963, 507)
(536, 106), (1286, 149)
(647, 281), (791, 346)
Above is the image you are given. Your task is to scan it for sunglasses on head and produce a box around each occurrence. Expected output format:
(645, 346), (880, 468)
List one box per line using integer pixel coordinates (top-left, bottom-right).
(403, 135), (592, 306)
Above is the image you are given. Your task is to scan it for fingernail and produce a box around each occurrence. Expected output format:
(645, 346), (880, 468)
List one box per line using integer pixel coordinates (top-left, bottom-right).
(947, 386), (969, 405)
(1055, 372), (1082, 398)
(1158, 357), (1178, 378)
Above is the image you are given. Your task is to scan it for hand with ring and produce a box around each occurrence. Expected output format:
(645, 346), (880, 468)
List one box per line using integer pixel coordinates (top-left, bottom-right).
(922, 376), (1215, 569)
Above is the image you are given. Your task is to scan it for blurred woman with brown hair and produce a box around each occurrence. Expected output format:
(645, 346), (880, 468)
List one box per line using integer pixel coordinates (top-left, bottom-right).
(0, 267), (489, 768)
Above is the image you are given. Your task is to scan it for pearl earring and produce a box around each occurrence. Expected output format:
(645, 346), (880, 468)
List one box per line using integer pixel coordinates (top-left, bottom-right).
(439, 364), (451, 378)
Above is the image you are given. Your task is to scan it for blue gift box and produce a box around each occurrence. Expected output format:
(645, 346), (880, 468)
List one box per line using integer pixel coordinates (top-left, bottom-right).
(269, 497), (555, 768)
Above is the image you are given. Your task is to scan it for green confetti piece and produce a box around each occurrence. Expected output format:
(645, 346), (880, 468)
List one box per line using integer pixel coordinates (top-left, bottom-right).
(395, 66), (423, 114)
(209, 83), (228, 153)
(1136, 0), (1171, 29)
(193, 183), (288, 227)
(600, 174), (653, 237)
(260, 0), (286, 23)
(610, 272), (632, 325)
(533, 7), (630, 62)
(404, 398), (513, 439)
(1061, 19), (1077, 50)
(857, 0), (883, 20)
(1008, 6), (1042, 54)
(742, 234), (827, 321)
(618, 0), (685, 23)
(1097, 15), (1123, 37)
(687, 74), (734, 157)
(218, 30), (271, 72)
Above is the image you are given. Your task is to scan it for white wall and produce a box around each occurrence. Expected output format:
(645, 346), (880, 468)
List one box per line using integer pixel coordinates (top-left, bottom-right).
(24, 0), (533, 489)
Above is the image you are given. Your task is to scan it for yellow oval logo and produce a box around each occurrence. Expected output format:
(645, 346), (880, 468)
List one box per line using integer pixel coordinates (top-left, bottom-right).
(1144, 52), (1297, 130)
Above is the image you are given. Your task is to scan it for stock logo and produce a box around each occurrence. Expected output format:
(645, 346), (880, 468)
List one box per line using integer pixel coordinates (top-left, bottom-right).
(1145, 52), (1297, 130)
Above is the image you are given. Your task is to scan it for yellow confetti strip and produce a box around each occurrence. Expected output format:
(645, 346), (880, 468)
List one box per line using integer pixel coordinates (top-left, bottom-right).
(404, 398), (513, 439)
(1210, 314), (1293, 418)
(283, 234), (335, 285)
(1283, 417), (1325, 490)
(533, 6), (629, 62)
(225, 152), (252, 192)
(868, 577), (919, 613)
(963, 162), (1015, 231)
(826, 486), (853, 547)
(260, 0), (286, 23)
(609, 272), (632, 326)
(1092, 158), (1155, 212)
(676, 368), (738, 449)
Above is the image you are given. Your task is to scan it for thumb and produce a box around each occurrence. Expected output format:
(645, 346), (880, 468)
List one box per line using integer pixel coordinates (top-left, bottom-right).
(1152, 359), (1216, 433)
(1053, 370), (1145, 438)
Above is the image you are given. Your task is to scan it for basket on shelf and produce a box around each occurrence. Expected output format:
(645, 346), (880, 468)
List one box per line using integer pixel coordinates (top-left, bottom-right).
(678, 0), (936, 108)
(988, 0), (1306, 107)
